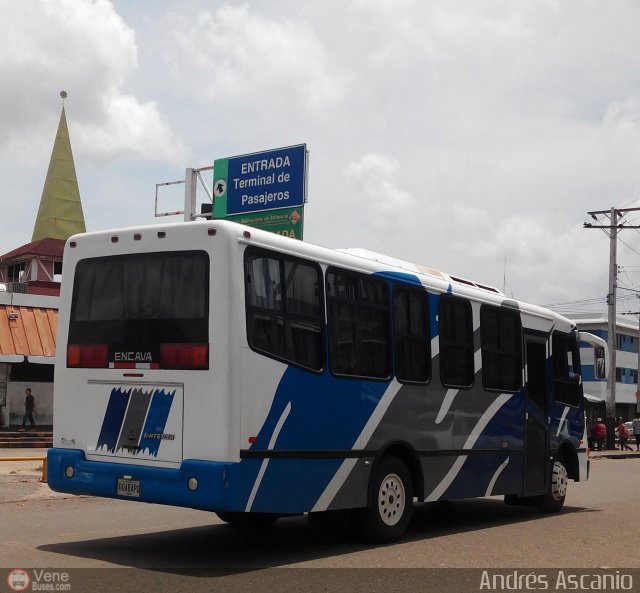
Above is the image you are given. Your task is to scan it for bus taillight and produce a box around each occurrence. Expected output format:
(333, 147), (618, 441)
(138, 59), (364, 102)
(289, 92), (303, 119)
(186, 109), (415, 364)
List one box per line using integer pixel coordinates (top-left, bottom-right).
(67, 344), (109, 368)
(159, 343), (209, 370)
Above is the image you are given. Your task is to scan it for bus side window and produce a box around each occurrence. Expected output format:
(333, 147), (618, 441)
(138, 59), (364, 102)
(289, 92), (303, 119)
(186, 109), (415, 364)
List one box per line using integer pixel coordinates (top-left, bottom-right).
(480, 305), (522, 392)
(327, 269), (390, 379)
(393, 286), (430, 383)
(552, 332), (580, 407)
(439, 296), (474, 388)
(245, 250), (323, 372)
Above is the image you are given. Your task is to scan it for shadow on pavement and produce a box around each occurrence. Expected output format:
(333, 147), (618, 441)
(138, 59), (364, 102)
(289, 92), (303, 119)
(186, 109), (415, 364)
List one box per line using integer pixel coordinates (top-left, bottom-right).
(37, 497), (595, 575)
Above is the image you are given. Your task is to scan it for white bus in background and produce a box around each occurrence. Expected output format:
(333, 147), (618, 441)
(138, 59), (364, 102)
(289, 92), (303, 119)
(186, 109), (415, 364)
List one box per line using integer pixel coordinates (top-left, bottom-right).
(48, 220), (606, 542)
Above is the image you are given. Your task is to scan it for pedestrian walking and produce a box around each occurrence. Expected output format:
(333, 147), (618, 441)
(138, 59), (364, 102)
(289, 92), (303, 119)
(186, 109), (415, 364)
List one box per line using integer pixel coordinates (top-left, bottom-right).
(616, 418), (632, 451)
(590, 418), (607, 451)
(632, 414), (640, 452)
(20, 388), (37, 432)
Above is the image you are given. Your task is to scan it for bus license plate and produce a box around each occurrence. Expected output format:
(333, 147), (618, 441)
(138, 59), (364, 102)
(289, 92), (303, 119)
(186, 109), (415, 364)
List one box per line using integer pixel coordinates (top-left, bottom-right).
(117, 478), (140, 498)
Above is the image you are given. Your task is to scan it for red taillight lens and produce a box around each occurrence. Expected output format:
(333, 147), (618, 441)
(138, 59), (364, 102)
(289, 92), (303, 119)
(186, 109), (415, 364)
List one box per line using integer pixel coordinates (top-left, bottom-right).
(67, 344), (108, 368)
(159, 343), (209, 370)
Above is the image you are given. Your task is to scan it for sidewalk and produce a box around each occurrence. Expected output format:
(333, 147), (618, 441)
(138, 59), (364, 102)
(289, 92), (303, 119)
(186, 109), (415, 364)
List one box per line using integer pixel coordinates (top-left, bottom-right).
(589, 447), (640, 460)
(0, 448), (59, 504)
(0, 448), (48, 476)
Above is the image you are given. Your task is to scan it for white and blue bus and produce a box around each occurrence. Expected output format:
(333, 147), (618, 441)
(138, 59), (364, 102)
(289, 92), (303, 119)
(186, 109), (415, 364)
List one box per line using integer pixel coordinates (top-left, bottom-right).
(48, 220), (606, 542)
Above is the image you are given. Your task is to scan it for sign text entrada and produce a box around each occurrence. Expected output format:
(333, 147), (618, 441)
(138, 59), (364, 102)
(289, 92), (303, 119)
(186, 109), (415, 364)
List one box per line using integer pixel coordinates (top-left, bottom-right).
(235, 156), (292, 207)
(215, 144), (306, 216)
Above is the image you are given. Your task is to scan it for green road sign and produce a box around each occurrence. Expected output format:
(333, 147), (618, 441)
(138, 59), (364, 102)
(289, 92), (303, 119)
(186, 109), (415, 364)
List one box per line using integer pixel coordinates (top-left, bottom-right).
(212, 145), (307, 238)
(213, 145), (306, 218)
(226, 207), (304, 240)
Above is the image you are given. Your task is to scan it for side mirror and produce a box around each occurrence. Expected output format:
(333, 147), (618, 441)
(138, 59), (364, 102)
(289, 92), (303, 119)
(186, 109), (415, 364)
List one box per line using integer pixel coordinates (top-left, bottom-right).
(578, 332), (609, 380)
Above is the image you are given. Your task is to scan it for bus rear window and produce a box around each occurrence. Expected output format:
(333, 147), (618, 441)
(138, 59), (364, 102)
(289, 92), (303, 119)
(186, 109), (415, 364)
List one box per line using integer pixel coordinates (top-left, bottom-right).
(68, 251), (209, 369)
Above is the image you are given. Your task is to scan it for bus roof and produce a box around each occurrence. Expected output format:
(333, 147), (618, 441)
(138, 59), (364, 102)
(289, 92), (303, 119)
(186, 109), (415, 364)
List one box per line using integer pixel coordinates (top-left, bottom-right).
(65, 219), (575, 330)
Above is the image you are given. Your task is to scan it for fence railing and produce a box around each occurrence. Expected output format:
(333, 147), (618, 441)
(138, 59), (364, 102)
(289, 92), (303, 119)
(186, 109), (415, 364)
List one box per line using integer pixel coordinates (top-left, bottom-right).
(0, 282), (28, 294)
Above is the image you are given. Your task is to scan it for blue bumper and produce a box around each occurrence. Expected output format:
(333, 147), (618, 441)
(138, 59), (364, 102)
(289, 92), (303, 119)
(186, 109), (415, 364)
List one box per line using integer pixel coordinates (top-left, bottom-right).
(47, 448), (236, 512)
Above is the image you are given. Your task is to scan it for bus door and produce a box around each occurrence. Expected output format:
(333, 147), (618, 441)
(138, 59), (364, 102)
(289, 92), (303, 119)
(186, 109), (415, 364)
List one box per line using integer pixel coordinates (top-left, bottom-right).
(523, 333), (549, 495)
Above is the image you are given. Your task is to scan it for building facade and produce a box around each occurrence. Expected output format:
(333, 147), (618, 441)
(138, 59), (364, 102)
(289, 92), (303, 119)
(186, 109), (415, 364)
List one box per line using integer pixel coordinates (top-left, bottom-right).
(0, 290), (59, 428)
(573, 312), (640, 422)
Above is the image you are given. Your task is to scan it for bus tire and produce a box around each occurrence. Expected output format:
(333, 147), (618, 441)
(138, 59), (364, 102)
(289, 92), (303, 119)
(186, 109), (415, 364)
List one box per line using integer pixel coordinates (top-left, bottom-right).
(537, 457), (568, 513)
(358, 455), (413, 543)
(215, 511), (279, 528)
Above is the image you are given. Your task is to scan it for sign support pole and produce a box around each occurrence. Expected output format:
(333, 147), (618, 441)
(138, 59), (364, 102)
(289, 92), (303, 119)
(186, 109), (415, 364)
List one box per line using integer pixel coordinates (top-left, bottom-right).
(184, 168), (196, 222)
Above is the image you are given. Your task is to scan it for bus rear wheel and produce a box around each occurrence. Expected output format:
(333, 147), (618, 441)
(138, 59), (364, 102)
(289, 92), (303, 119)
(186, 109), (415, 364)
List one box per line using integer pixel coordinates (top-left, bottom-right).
(215, 511), (279, 528)
(537, 457), (568, 513)
(358, 455), (413, 543)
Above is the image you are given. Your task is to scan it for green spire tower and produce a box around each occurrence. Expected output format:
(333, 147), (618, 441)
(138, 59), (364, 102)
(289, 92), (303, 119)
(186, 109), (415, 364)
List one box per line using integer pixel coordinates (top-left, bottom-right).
(32, 96), (86, 241)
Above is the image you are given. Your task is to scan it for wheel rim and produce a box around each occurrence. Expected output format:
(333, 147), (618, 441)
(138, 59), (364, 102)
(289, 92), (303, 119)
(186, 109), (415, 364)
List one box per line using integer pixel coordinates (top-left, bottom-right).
(377, 473), (406, 526)
(551, 461), (568, 501)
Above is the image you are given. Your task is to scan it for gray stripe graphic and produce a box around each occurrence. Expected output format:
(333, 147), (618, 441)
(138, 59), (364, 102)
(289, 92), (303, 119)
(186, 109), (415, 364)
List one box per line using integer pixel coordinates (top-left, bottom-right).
(116, 388), (152, 451)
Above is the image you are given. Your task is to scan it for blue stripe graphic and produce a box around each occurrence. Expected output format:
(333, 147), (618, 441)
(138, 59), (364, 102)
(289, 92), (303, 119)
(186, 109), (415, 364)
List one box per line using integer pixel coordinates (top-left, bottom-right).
(96, 388), (131, 452)
(235, 368), (389, 512)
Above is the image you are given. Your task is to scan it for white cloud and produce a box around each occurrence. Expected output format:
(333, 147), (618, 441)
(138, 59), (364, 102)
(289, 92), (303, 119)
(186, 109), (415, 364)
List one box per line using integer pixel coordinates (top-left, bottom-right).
(165, 5), (349, 114)
(440, 211), (609, 304)
(0, 0), (185, 165)
(604, 95), (640, 133)
(75, 93), (184, 164)
(343, 153), (414, 229)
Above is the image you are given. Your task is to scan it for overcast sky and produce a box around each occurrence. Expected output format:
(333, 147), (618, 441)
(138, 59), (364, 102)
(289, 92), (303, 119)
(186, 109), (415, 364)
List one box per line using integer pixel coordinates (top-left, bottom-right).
(2, 0), (640, 311)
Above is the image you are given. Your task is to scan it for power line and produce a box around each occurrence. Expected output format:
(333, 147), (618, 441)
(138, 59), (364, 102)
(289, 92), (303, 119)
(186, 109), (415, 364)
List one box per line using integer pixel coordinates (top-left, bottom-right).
(618, 286), (640, 295)
(617, 236), (640, 259)
(543, 297), (605, 308)
(620, 195), (640, 209)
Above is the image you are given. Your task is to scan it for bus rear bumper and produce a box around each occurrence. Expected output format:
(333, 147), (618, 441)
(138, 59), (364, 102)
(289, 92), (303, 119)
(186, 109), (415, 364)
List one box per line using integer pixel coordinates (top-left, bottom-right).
(47, 448), (235, 512)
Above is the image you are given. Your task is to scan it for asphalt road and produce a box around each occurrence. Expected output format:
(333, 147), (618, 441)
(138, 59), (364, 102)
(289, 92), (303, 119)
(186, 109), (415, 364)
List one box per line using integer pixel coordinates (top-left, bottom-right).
(1, 451), (639, 592)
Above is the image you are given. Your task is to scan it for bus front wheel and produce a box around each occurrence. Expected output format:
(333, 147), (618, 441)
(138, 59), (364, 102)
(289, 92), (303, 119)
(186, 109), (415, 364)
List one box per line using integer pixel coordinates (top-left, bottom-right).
(358, 455), (413, 543)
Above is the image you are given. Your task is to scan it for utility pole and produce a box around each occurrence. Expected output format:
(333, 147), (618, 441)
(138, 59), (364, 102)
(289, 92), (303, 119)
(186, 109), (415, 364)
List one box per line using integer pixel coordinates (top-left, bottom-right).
(584, 206), (640, 447)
